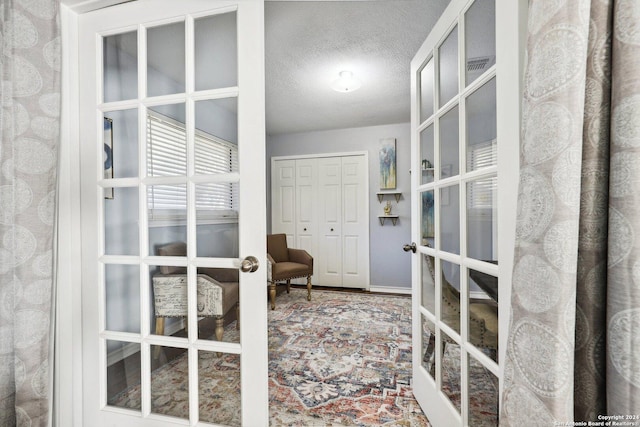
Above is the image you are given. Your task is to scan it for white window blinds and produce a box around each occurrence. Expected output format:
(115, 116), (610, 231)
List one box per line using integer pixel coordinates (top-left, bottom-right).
(147, 112), (238, 219)
(467, 139), (497, 209)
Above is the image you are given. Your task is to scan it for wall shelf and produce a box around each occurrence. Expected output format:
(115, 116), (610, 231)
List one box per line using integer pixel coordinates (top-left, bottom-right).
(378, 215), (399, 226)
(376, 191), (402, 203)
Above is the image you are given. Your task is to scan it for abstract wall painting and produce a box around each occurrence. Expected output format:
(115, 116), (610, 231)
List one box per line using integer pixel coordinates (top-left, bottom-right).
(379, 138), (396, 189)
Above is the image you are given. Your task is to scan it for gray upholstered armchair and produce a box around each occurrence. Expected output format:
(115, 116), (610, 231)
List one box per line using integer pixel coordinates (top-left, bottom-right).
(266, 233), (313, 310)
(152, 242), (239, 346)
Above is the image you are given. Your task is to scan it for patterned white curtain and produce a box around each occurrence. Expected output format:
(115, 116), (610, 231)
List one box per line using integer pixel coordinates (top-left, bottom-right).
(501, 0), (640, 424)
(0, 1), (61, 426)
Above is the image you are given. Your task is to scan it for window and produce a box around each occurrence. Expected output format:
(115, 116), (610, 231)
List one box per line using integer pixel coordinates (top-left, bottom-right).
(147, 111), (238, 221)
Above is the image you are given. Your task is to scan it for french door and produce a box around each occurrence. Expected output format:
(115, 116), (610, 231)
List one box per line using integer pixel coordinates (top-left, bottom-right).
(78, 1), (267, 425)
(409, 0), (524, 425)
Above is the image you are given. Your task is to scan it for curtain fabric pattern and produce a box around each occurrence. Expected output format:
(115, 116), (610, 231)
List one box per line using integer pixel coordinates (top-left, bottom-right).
(0, 1), (60, 426)
(501, 0), (640, 423)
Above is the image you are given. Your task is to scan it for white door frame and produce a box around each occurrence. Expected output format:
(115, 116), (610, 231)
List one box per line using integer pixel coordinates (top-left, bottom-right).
(409, 0), (526, 425)
(56, 1), (268, 425)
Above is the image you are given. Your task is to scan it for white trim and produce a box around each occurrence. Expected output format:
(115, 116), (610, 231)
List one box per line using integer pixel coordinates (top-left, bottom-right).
(57, 5), (84, 427)
(271, 150), (369, 162)
(496, 0), (528, 404)
(369, 286), (411, 295)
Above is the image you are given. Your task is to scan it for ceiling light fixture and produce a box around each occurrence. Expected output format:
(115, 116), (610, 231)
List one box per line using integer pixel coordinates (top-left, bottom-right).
(331, 70), (362, 93)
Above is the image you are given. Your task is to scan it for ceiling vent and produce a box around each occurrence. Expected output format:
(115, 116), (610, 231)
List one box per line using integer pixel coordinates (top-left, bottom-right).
(467, 56), (495, 73)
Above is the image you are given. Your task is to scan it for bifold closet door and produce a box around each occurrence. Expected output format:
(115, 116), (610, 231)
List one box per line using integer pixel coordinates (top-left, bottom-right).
(295, 159), (318, 263)
(317, 157), (343, 286)
(341, 155), (369, 288)
(271, 159), (296, 246)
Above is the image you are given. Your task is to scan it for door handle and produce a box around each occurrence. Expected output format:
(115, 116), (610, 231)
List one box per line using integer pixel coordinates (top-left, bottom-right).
(403, 243), (417, 253)
(240, 256), (259, 273)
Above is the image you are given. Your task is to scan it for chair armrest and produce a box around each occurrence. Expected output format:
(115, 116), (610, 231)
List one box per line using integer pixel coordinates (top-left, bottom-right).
(198, 267), (239, 283)
(288, 248), (313, 269)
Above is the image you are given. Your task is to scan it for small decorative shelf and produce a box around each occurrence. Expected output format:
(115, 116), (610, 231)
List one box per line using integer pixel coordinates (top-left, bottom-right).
(378, 215), (399, 226)
(376, 191), (402, 203)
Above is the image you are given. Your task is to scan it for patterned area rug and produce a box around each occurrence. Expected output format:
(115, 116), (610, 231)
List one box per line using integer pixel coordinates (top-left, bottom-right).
(110, 289), (498, 425)
(268, 289), (426, 426)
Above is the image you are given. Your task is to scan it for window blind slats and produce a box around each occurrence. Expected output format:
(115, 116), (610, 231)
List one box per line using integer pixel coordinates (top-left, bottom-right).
(468, 139), (497, 209)
(146, 111), (238, 218)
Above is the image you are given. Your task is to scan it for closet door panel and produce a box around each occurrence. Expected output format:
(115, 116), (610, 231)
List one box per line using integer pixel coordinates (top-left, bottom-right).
(271, 159), (296, 245)
(318, 157), (343, 286)
(296, 158), (318, 279)
(341, 156), (369, 288)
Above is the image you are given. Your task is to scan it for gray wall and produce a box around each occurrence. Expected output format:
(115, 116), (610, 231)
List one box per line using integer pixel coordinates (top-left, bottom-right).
(267, 123), (412, 290)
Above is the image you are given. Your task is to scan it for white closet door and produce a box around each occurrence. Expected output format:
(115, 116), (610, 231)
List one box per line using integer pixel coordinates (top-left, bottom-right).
(271, 159), (296, 246)
(341, 155), (369, 288)
(317, 157), (343, 286)
(296, 158), (318, 271)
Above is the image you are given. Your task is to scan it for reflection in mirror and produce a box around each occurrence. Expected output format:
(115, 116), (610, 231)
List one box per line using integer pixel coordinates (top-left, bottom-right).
(195, 269), (240, 343)
(149, 262), (189, 341)
(421, 190), (434, 246)
(147, 184), (187, 256)
(468, 268), (498, 363)
(104, 186), (139, 256)
(104, 109), (139, 179)
(147, 104), (187, 177)
(195, 183), (239, 259)
(467, 176), (497, 260)
(420, 126), (435, 185)
(468, 356), (499, 425)
(150, 345), (190, 420)
(421, 254), (435, 313)
(195, 12), (238, 91)
(195, 98), (238, 175)
(106, 340), (141, 411)
(103, 31), (137, 103)
(440, 331), (461, 414)
(465, 0), (496, 87)
(439, 25), (458, 108)
(199, 351), (241, 426)
(147, 21), (185, 97)
(440, 185), (460, 254)
(439, 105), (459, 178)
(440, 260), (460, 334)
(105, 264), (140, 333)
(466, 78), (497, 172)
(421, 316), (436, 379)
(420, 58), (435, 123)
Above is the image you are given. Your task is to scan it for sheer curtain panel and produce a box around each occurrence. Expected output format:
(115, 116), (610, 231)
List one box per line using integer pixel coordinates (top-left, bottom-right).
(0, 1), (61, 426)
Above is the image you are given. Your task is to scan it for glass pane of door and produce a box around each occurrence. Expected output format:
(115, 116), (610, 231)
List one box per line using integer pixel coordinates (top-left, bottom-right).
(465, 0), (496, 86)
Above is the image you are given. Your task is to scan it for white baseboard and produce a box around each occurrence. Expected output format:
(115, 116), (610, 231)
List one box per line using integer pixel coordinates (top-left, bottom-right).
(106, 319), (184, 366)
(369, 286), (411, 295)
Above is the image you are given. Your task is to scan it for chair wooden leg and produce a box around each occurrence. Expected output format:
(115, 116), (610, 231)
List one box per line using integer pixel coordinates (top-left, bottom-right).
(306, 275), (312, 301)
(286, 279), (291, 294)
(154, 318), (165, 359)
(215, 317), (224, 342)
(235, 303), (240, 330)
(269, 282), (277, 310)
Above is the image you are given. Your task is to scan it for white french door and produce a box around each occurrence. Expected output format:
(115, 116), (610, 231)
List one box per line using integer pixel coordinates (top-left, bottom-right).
(78, 1), (267, 425)
(409, 0), (524, 425)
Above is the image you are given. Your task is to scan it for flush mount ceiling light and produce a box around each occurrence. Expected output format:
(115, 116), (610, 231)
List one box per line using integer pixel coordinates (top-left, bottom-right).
(331, 70), (362, 93)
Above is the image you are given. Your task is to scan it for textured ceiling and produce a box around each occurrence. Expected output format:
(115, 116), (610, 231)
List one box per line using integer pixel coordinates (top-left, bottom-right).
(64, 0), (451, 136)
(265, 1), (450, 135)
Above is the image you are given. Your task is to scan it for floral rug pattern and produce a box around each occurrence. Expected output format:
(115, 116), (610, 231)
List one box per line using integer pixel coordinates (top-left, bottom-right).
(110, 289), (498, 426)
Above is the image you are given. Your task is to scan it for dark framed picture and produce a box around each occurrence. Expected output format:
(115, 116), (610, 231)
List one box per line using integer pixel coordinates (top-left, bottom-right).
(104, 117), (114, 199)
